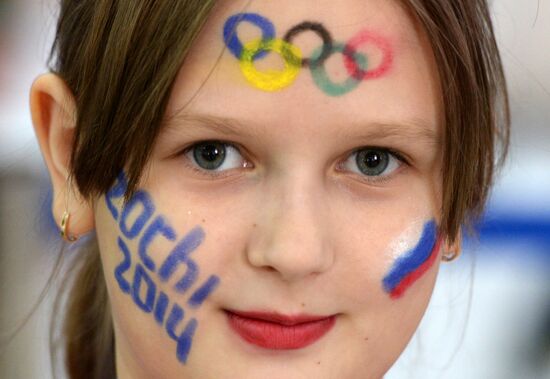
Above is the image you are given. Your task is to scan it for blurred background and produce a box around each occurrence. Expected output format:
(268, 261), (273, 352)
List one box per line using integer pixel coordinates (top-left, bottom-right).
(0, 1), (548, 378)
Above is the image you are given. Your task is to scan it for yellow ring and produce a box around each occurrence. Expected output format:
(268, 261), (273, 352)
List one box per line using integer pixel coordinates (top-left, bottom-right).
(239, 38), (302, 92)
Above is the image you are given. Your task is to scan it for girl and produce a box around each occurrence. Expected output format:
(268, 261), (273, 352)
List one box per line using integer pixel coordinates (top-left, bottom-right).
(30, 0), (509, 378)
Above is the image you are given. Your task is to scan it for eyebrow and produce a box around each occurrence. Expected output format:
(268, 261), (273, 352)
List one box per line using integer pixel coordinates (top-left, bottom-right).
(338, 120), (440, 146)
(165, 113), (257, 137)
(164, 112), (440, 145)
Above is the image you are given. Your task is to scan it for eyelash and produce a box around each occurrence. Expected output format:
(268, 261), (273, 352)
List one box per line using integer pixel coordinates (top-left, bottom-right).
(339, 147), (408, 184)
(180, 141), (251, 179)
(179, 140), (409, 183)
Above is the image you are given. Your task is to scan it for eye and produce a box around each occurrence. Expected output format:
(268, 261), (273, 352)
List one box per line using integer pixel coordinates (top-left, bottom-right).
(184, 140), (247, 172)
(342, 147), (402, 179)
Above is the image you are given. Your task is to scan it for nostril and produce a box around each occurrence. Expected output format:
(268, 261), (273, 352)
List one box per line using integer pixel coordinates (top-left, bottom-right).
(264, 266), (278, 274)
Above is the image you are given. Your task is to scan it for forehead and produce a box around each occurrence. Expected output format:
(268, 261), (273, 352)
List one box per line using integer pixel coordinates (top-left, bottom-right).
(166, 0), (442, 135)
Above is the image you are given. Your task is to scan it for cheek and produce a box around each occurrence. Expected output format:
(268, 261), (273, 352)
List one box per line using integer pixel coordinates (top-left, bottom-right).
(381, 220), (442, 299)
(95, 173), (221, 370)
(309, 215), (441, 373)
(333, 218), (441, 362)
(331, 208), (441, 334)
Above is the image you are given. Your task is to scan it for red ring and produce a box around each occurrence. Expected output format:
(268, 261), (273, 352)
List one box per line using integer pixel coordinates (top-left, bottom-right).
(343, 30), (393, 80)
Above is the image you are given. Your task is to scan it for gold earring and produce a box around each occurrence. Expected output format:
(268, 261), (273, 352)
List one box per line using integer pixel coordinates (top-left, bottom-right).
(441, 247), (461, 262)
(60, 211), (78, 242)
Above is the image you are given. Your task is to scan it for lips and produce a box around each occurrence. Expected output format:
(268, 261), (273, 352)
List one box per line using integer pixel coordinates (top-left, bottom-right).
(225, 310), (336, 350)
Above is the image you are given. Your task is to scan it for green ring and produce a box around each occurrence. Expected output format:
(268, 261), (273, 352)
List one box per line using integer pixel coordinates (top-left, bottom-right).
(310, 42), (368, 97)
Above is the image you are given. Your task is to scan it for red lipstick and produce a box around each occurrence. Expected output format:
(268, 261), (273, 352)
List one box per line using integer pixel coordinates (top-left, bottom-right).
(226, 310), (336, 350)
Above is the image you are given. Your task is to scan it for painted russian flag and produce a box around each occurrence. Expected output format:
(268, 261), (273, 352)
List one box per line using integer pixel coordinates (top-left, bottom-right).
(382, 220), (442, 299)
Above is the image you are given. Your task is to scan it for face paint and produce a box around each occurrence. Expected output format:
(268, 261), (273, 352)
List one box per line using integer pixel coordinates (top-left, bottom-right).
(106, 173), (220, 364)
(239, 38), (302, 92)
(283, 21), (333, 67)
(222, 12), (393, 96)
(223, 12), (276, 60)
(310, 42), (367, 97)
(138, 216), (177, 272)
(382, 220), (442, 299)
(343, 30), (393, 80)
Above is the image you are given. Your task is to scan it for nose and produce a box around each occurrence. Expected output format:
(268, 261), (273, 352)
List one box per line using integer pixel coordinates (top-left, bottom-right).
(246, 173), (334, 282)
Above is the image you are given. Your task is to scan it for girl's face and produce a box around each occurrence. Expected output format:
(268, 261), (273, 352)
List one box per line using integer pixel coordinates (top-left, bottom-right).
(94, 0), (443, 378)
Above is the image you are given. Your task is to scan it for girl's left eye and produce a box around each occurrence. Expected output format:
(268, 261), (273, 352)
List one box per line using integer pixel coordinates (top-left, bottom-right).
(184, 140), (247, 172)
(341, 147), (403, 180)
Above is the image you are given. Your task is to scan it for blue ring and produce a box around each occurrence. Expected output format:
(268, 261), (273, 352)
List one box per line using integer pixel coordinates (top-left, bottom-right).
(223, 13), (275, 60)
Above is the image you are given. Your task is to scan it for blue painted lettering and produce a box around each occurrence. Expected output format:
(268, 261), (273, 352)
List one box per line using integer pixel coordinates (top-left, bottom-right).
(132, 264), (156, 313)
(188, 276), (221, 308)
(138, 216), (177, 272)
(154, 291), (170, 325)
(105, 173), (128, 220)
(166, 304), (199, 364)
(107, 172), (221, 365)
(115, 237), (132, 294)
(158, 226), (204, 294)
(119, 190), (155, 239)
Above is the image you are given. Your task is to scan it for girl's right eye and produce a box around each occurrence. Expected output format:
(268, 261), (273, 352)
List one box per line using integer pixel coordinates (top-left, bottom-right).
(183, 140), (249, 174)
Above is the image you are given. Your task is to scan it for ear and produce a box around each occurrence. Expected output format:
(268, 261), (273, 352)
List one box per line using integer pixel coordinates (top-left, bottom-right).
(30, 73), (94, 238)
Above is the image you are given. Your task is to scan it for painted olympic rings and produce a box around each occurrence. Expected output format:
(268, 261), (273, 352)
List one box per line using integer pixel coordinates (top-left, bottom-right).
(283, 21), (333, 67)
(223, 12), (393, 96)
(223, 13), (275, 60)
(343, 30), (393, 80)
(239, 39), (302, 92)
(310, 43), (368, 97)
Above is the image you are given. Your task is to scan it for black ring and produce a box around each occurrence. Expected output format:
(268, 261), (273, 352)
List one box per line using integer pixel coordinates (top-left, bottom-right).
(283, 22), (333, 68)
